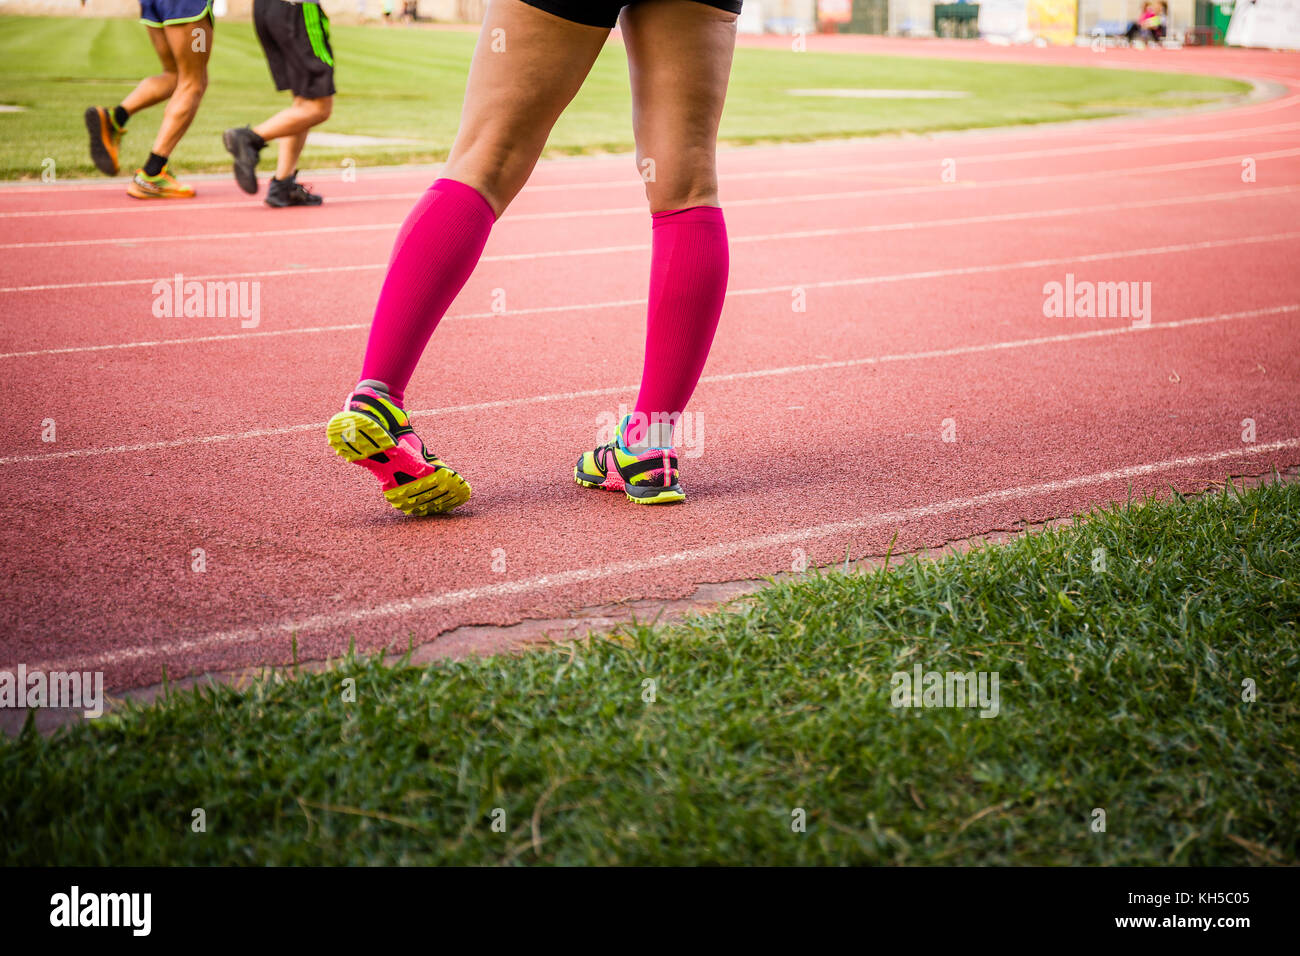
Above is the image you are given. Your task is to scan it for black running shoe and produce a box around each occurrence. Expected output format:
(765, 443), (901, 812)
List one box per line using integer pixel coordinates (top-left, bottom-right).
(265, 172), (324, 207)
(222, 126), (264, 194)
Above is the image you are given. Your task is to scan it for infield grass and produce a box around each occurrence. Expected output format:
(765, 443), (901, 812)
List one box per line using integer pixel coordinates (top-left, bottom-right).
(2, 478), (1296, 865)
(0, 16), (1246, 179)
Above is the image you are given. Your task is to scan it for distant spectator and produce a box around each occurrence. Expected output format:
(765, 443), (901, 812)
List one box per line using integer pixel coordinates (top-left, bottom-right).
(1126, 1), (1167, 43)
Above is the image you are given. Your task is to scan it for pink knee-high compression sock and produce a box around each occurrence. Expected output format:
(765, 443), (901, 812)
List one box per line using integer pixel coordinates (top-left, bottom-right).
(628, 205), (729, 447)
(357, 178), (496, 405)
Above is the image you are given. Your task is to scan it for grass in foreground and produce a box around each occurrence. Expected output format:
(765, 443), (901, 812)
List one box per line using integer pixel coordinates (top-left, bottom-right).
(0, 16), (1246, 179)
(2, 479), (1297, 865)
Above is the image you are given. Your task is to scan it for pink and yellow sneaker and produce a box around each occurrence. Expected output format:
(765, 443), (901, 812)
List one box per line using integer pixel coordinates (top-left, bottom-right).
(326, 385), (471, 516)
(574, 414), (685, 505)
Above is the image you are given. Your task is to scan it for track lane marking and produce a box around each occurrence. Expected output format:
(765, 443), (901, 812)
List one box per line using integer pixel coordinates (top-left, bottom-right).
(3, 135), (1298, 223)
(7, 118), (1300, 245)
(12, 437), (1298, 675)
(5, 177), (1299, 296)
(6, 181), (1296, 253)
(2, 229), (1296, 361)
(3, 231), (1296, 357)
(2, 303), (1294, 466)
(2, 109), (1294, 200)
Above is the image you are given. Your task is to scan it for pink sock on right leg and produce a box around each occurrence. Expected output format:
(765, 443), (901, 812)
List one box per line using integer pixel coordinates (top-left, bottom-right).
(358, 178), (496, 405)
(628, 205), (729, 446)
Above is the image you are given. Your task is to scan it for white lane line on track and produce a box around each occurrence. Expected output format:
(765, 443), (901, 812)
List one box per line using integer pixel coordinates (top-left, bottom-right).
(0, 221), (396, 250)
(3, 230), (1297, 363)
(527, 121), (1300, 189)
(725, 231), (1300, 298)
(513, 145), (1300, 222)
(4, 231), (1297, 359)
(2, 303), (1294, 466)
(3, 129), (1299, 221)
(4, 109), (1295, 199)
(7, 179), (1297, 253)
(6, 175), (1300, 295)
(14, 437), (1299, 675)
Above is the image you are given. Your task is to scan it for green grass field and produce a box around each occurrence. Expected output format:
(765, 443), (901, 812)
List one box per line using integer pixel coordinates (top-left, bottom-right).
(3, 479), (1296, 865)
(0, 16), (1246, 179)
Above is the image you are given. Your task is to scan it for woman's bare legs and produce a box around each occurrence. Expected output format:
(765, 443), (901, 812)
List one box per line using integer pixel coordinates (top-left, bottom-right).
(355, 0), (610, 398)
(622, 0), (736, 212)
(442, 1), (610, 216)
(620, 0), (737, 450)
(338, 0), (738, 512)
(336, 1), (612, 514)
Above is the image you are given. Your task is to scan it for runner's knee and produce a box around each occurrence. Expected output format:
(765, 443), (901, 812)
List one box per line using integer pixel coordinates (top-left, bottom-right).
(175, 70), (207, 99)
(444, 127), (542, 213)
(638, 146), (718, 211)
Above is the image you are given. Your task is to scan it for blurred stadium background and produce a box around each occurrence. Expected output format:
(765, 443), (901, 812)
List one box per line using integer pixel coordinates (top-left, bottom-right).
(3, 0), (1295, 52)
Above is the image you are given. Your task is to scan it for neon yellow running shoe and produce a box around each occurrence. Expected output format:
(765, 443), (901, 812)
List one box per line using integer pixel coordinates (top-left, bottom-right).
(574, 414), (685, 505)
(327, 385), (471, 516)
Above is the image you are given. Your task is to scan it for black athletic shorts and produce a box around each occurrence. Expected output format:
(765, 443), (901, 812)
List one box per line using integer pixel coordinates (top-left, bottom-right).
(253, 0), (336, 100)
(520, 0), (741, 29)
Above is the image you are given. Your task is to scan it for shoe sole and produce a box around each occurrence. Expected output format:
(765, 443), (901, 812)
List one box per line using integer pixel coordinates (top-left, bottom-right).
(84, 108), (118, 176)
(384, 468), (472, 516)
(222, 128), (260, 195)
(265, 196), (324, 208)
(328, 410), (470, 516)
(126, 185), (195, 199)
(574, 469), (684, 505)
(327, 410), (395, 461)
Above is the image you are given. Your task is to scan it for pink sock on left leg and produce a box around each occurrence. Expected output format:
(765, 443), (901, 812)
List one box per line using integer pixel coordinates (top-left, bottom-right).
(628, 205), (729, 446)
(357, 178), (496, 406)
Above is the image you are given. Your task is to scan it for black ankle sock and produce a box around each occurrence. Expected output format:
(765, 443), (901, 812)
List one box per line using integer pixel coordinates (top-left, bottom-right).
(248, 128), (267, 150)
(112, 105), (129, 129)
(143, 152), (168, 177)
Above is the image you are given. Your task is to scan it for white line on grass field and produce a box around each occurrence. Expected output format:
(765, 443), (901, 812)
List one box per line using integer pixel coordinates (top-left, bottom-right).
(2, 303), (1294, 466)
(14, 437), (1298, 676)
(6, 181), (1295, 253)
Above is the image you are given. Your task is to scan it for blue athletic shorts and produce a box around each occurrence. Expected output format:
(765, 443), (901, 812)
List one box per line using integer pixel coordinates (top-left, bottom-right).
(139, 0), (213, 27)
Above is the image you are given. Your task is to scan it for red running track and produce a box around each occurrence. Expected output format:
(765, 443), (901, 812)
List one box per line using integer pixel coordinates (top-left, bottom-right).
(1, 37), (1298, 693)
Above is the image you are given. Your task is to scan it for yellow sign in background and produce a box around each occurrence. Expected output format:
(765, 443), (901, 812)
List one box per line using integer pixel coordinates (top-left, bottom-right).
(1027, 0), (1078, 44)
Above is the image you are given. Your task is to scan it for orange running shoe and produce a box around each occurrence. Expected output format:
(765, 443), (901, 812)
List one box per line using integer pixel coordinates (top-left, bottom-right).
(83, 106), (123, 176)
(126, 165), (195, 200)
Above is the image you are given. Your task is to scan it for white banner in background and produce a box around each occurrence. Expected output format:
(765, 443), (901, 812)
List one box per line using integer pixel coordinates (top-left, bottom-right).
(978, 0), (1031, 40)
(1226, 0), (1300, 50)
